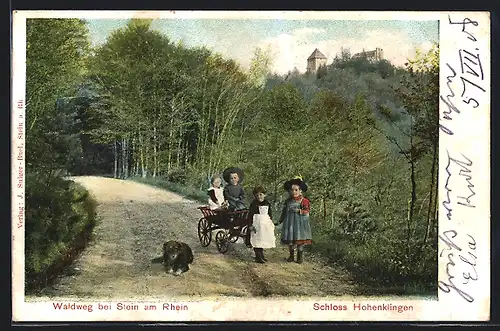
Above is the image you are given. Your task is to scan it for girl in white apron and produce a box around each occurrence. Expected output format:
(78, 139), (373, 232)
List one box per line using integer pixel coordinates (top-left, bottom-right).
(248, 186), (276, 263)
(207, 175), (225, 210)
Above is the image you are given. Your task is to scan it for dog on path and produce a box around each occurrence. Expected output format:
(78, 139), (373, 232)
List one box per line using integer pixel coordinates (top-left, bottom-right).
(161, 240), (194, 276)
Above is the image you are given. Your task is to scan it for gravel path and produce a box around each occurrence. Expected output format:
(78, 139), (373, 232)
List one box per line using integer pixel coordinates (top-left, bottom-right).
(27, 176), (361, 300)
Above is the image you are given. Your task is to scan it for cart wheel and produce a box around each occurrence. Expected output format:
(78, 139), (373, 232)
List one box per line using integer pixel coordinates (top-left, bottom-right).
(198, 218), (212, 247)
(215, 231), (230, 254)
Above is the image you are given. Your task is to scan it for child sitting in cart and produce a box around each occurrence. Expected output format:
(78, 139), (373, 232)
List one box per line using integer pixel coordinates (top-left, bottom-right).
(222, 167), (247, 212)
(207, 174), (227, 210)
(248, 186), (276, 263)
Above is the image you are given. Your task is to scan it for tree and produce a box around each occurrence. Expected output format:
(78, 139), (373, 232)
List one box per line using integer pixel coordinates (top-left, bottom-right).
(378, 42), (439, 259)
(316, 64), (328, 79)
(395, 43), (439, 248)
(248, 46), (273, 88)
(89, 18), (177, 178)
(306, 90), (385, 223)
(26, 18), (91, 174)
(24, 18), (97, 290)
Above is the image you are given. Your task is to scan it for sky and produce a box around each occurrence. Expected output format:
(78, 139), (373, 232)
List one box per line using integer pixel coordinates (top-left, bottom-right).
(85, 19), (439, 75)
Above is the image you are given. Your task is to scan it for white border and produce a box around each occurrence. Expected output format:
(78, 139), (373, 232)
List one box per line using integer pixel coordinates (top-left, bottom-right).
(12, 11), (26, 323)
(11, 10), (491, 322)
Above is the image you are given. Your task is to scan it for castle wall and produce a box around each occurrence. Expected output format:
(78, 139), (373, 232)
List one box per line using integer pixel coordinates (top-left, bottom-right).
(353, 48), (384, 62)
(307, 58), (327, 72)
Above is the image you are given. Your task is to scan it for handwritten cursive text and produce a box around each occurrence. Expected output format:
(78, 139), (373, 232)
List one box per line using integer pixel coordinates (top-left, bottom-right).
(438, 230), (477, 303)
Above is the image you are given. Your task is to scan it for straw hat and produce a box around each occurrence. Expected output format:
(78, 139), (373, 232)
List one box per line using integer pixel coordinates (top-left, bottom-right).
(222, 167), (244, 183)
(283, 175), (308, 192)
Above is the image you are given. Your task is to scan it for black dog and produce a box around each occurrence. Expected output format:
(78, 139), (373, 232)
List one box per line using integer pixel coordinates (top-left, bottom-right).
(162, 240), (194, 276)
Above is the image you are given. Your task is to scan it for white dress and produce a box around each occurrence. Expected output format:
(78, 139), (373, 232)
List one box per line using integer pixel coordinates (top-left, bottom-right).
(250, 206), (276, 249)
(208, 186), (225, 210)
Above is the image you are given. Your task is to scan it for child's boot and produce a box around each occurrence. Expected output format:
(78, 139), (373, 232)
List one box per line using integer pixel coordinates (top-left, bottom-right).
(287, 248), (295, 262)
(296, 250), (303, 264)
(261, 249), (268, 262)
(255, 248), (265, 263)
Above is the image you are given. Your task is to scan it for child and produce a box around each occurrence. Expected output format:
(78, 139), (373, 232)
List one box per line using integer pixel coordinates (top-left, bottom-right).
(278, 176), (312, 264)
(222, 167), (247, 211)
(207, 175), (226, 210)
(248, 186), (275, 263)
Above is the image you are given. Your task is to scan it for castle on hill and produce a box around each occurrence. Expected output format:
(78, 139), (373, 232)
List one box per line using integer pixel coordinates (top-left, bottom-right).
(352, 47), (384, 62)
(306, 47), (384, 73)
(306, 48), (327, 73)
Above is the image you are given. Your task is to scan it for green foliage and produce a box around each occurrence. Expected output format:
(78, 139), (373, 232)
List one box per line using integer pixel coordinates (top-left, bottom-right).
(165, 167), (188, 185)
(316, 64), (328, 80)
(25, 174), (98, 290)
(335, 200), (377, 242)
(248, 46), (273, 88)
(25, 18), (99, 291)
(26, 18), (91, 174)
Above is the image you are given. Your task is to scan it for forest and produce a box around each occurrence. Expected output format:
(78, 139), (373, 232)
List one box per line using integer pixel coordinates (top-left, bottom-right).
(24, 18), (439, 293)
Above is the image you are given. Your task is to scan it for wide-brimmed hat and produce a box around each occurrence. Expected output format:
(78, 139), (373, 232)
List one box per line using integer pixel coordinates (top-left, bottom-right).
(283, 175), (308, 192)
(222, 167), (244, 183)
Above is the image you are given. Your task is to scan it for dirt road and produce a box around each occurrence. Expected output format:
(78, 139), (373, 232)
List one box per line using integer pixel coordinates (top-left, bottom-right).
(29, 176), (363, 300)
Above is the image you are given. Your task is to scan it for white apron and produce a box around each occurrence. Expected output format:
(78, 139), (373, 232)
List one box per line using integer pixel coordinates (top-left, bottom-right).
(250, 206), (276, 249)
(208, 187), (225, 210)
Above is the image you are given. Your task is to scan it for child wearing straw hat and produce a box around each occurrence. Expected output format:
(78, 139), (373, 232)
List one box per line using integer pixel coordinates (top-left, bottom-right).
(222, 167), (247, 211)
(277, 176), (312, 264)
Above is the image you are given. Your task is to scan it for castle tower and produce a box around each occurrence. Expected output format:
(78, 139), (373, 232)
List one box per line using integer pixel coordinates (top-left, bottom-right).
(307, 48), (327, 73)
(375, 47), (384, 61)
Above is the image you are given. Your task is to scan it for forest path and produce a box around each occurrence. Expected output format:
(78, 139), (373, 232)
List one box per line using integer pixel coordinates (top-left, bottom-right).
(28, 176), (363, 300)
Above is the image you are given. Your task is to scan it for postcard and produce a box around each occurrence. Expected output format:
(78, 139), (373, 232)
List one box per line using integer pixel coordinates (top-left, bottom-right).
(11, 10), (491, 322)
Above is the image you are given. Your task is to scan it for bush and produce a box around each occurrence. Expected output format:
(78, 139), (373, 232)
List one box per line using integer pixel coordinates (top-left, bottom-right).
(312, 216), (436, 295)
(165, 167), (188, 185)
(25, 173), (98, 290)
(334, 199), (378, 244)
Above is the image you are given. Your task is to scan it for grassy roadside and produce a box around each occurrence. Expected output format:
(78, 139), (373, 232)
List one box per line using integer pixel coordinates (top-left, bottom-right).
(25, 174), (99, 294)
(310, 231), (437, 297)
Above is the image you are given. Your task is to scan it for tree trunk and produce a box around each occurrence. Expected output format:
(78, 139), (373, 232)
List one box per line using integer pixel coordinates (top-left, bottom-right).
(127, 139), (130, 178)
(140, 132), (146, 178)
(144, 137), (149, 178)
(176, 128), (182, 167)
(157, 137), (163, 177)
(184, 140), (189, 167)
(323, 197), (327, 223)
(423, 138), (438, 246)
(407, 159), (417, 259)
(167, 116), (174, 172)
(123, 139), (126, 179)
(130, 138), (134, 177)
(406, 119), (417, 260)
(237, 115), (246, 162)
(121, 138), (126, 179)
(153, 124), (157, 178)
(196, 75), (208, 170)
(113, 140), (118, 179)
